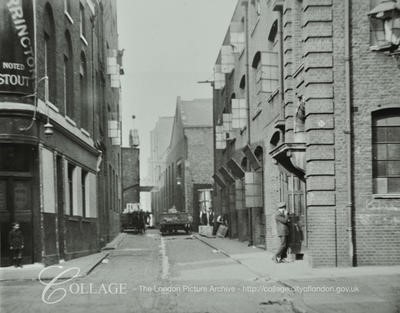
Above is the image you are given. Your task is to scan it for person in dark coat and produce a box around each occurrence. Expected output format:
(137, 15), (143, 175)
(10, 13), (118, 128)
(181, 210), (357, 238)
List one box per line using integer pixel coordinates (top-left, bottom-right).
(201, 209), (208, 225)
(208, 208), (214, 226)
(9, 222), (24, 268)
(272, 202), (290, 263)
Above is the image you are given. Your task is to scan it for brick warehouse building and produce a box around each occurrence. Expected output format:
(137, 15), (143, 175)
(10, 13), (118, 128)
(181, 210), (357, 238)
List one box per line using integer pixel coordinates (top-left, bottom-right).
(152, 98), (214, 230)
(149, 116), (174, 226)
(212, 0), (400, 267)
(0, 0), (123, 266)
(122, 144), (140, 214)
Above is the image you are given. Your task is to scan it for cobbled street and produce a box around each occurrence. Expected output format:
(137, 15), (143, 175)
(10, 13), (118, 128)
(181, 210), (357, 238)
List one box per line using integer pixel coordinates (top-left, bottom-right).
(1, 230), (305, 313)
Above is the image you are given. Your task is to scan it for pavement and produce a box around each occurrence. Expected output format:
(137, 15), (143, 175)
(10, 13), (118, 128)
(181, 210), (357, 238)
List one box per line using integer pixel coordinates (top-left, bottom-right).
(194, 234), (400, 313)
(194, 234), (400, 281)
(0, 233), (126, 282)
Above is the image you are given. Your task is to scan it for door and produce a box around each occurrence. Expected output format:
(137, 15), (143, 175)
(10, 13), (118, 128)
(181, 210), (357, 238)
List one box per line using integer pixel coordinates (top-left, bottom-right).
(288, 176), (306, 254)
(280, 173), (307, 255)
(56, 156), (65, 260)
(0, 178), (33, 266)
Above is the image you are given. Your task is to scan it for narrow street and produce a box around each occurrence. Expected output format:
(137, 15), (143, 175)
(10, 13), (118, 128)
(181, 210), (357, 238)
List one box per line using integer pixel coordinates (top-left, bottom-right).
(0, 230), (299, 313)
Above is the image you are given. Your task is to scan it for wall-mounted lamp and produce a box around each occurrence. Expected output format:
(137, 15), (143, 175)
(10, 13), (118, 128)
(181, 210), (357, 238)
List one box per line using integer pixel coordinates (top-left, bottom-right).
(43, 76), (54, 136)
(19, 75), (54, 136)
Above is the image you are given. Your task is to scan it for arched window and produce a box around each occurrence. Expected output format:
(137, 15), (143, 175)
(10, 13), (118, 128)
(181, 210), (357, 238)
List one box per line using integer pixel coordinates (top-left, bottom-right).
(80, 3), (86, 39)
(80, 52), (88, 129)
(294, 95), (305, 133)
(241, 157), (248, 171)
(372, 109), (400, 194)
(252, 52), (263, 111)
(64, 31), (74, 118)
(43, 3), (56, 104)
(239, 74), (246, 90)
(254, 146), (263, 166)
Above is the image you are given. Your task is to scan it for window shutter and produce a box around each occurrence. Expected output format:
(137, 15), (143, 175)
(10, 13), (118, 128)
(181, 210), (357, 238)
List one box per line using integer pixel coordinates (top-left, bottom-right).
(221, 46), (235, 73)
(214, 65), (225, 90)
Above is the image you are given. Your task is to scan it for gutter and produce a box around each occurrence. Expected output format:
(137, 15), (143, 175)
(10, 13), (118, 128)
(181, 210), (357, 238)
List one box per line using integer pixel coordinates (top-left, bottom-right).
(344, 0), (355, 266)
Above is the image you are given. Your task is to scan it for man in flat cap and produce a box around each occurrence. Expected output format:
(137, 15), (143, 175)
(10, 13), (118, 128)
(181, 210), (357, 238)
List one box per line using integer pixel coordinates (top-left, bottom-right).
(272, 202), (290, 263)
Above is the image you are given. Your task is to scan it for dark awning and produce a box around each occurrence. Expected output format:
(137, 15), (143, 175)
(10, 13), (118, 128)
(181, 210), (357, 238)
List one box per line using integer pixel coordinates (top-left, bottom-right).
(212, 173), (226, 188)
(218, 166), (235, 184)
(227, 158), (245, 179)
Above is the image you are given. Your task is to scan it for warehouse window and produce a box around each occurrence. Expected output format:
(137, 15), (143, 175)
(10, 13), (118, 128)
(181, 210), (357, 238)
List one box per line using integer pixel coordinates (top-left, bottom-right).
(64, 0), (72, 15)
(82, 170), (88, 217)
(44, 4), (56, 105)
(68, 163), (75, 215)
(80, 52), (88, 130)
(80, 3), (86, 39)
(239, 74), (246, 90)
(372, 109), (400, 194)
(64, 31), (74, 118)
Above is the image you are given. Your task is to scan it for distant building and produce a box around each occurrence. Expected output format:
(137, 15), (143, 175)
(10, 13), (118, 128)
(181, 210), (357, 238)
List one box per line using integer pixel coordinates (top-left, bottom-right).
(149, 116), (174, 225)
(212, 0), (400, 267)
(0, 0), (123, 266)
(152, 97), (214, 230)
(122, 146), (140, 213)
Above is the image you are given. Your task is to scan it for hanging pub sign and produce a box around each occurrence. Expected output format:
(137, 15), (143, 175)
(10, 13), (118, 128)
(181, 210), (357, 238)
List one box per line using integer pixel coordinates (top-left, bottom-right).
(0, 0), (35, 94)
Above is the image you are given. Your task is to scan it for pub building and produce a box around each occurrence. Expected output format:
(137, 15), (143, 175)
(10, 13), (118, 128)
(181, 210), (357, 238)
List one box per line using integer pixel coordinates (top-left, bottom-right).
(0, 0), (123, 266)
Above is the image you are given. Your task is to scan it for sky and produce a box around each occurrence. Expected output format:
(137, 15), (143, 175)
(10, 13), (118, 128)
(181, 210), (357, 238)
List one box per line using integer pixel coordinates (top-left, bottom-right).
(117, 0), (237, 179)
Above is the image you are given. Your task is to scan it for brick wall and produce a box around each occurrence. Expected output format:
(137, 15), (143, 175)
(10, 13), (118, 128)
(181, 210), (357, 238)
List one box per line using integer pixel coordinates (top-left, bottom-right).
(347, 0), (400, 266)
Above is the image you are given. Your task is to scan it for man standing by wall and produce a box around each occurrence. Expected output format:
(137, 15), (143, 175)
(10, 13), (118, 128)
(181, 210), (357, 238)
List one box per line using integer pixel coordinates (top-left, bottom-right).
(272, 202), (290, 263)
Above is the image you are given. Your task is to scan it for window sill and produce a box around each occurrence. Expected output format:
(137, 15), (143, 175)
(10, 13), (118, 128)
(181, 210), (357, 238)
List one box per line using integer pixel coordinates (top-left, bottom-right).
(251, 16), (260, 37)
(373, 194), (400, 199)
(65, 116), (77, 127)
(239, 48), (245, 60)
(68, 216), (81, 222)
(80, 34), (88, 46)
(267, 88), (280, 103)
(46, 100), (59, 113)
(369, 43), (393, 52)
(80, 128), (91, 138)
(64, 11), (74, 24)
(252, 108), (262, 120)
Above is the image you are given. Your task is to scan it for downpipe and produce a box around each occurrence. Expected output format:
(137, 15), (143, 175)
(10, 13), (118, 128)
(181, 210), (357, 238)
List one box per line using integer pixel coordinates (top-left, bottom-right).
(344, 0), (355, 267)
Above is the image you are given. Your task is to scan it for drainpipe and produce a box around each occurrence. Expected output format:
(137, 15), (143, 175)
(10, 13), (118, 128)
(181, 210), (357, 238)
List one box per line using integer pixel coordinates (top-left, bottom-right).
(278, 9), (285, 126)
(242, 0), (253, 246)
(91, 14), (97, 137)
(344, 0), (355, 266)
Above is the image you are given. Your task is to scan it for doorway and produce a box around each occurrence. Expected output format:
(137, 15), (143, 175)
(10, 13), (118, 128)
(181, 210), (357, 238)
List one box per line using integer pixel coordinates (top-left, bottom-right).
(0, 144), (35, 266)
(0, 177), (34, 266)
(56, 156), (65, 260)
(280, 172), (307, 255)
